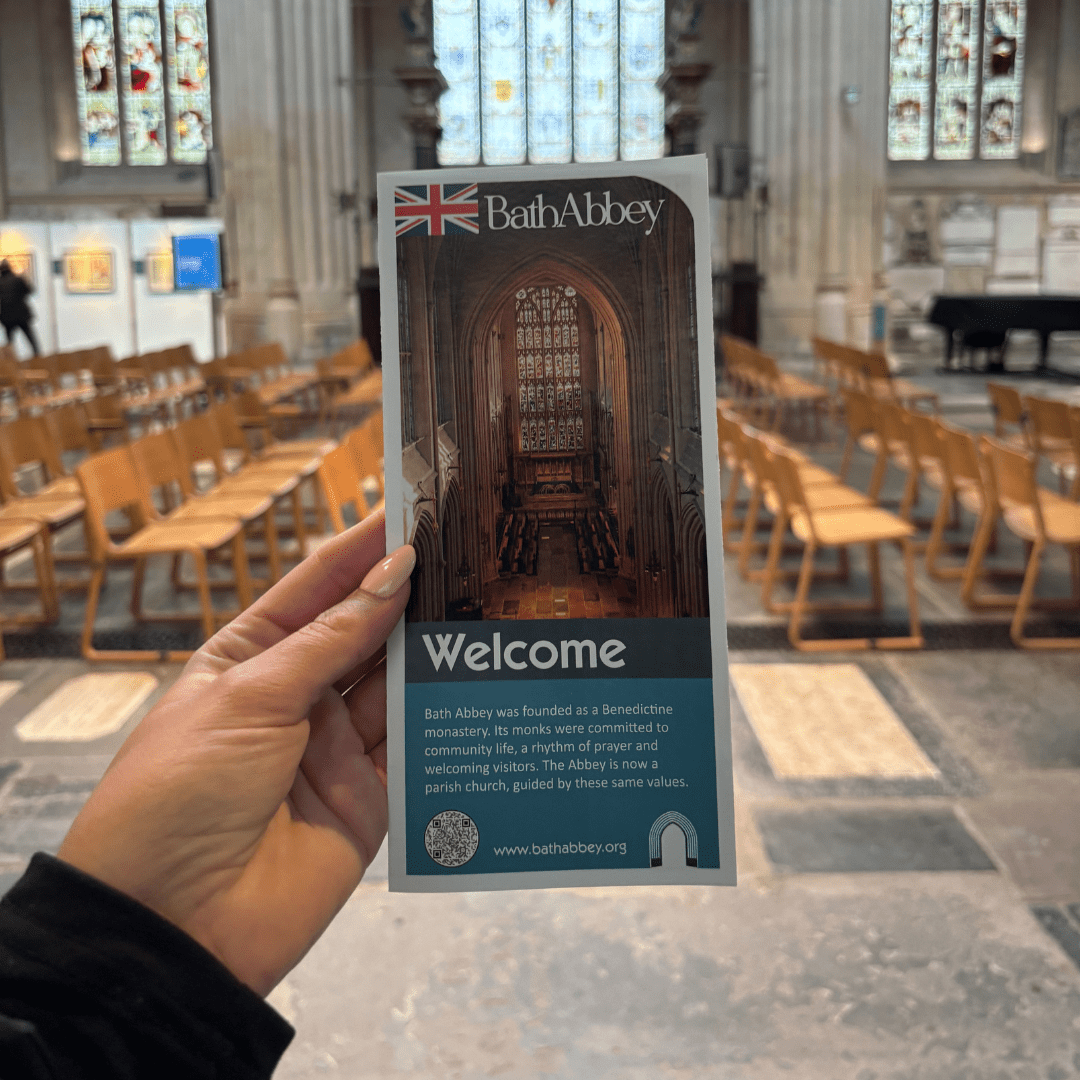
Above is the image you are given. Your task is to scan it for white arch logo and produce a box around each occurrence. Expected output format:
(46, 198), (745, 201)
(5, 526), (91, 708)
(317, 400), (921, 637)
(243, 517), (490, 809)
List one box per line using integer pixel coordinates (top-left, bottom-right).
(649, 811), (699, 867)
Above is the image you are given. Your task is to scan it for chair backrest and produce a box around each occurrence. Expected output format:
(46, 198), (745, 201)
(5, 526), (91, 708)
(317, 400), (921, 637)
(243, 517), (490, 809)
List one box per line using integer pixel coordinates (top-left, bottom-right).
(172, 412), (230, 481)
(908, 410), (944, 464)
(346, 421), (383, 480)
(0, 416), (66, 492)
(44, 403), (92, 458)
(939, 423), (985, 491)
(130, 431), (195, 513)
(987, 382), (1025, 435)
(982, 436), (1041, 526)
(1024, 395), (1072, 445)
(318, 444), (363, 533)
(769, 447), (811, 521)
(76, 446), (154, 556)
(873, 398), (911, 447)
(210, 400), (255, 459)
(840, 387), (876, 438)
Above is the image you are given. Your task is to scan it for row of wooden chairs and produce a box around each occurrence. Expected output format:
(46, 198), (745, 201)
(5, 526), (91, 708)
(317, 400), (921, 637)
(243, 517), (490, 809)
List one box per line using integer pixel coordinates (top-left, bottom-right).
(718, 404), (922, 651)
(745, 386), (1080, 649)
(0, 400), (384, 661)
(811, 336), (939, 414)
(987, 382), (1079, 495)
(720, 334), (829, 437)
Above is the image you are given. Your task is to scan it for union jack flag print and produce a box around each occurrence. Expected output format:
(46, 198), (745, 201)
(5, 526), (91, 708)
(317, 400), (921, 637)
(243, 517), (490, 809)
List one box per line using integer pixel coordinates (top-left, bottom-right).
(394, 183), (480, 237)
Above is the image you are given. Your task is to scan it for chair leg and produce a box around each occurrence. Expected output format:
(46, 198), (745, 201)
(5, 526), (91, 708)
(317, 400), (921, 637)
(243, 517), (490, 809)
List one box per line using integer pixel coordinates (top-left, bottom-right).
(868, 541), (884, 613)
(961, 507), (1004, 609)
(1011, 540), (1044, 649)
(736, 485), (762, 580)
(31, 533), (59, 622)
(868, 449), (889, 502)
(759, 510), (789, 614)
(263, 508), (282, 586)
(925, 480), (954, 579)
(193, 550), (216, 643)
(131, 557), (147, 620)
(838, 434), (855, 481)
(290, 487), (308, 560)
(876, 538), (924, 650)
(787, 543), (817, 650)
(231, 533), (254, 610)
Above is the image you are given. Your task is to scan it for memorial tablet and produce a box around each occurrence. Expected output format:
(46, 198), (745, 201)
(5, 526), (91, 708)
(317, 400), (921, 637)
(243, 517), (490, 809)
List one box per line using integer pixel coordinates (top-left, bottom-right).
(378, 156), (736, 892)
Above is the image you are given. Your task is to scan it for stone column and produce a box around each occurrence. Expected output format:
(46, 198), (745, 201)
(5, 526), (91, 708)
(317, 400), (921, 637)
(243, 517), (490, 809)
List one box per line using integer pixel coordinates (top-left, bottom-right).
(211, 0), (358, 359)
(752, 0), (887, 352)
(396, 0), (446, 170)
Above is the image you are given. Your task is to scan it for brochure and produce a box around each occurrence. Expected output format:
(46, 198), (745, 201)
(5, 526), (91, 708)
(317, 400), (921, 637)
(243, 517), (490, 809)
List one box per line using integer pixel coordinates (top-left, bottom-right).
(378, 156), (735, 892)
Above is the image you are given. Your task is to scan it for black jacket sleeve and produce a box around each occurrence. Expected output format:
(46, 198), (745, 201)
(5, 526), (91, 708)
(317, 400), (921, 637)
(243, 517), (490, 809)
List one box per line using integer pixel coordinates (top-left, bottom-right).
(0, 854), (294, 1079)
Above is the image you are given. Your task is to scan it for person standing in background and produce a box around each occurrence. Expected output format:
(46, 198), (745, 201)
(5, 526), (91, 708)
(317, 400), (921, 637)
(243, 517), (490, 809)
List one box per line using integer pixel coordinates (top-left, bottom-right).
(0, 260), (40, 356)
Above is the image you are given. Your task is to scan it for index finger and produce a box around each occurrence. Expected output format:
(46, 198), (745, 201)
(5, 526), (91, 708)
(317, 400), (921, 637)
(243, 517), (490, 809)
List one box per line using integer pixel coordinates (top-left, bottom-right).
(190, 509), (388, 676)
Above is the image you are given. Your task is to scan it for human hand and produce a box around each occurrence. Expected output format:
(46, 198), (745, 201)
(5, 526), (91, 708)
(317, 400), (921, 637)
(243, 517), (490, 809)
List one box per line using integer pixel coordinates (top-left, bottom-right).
(57, 510), (414, 996)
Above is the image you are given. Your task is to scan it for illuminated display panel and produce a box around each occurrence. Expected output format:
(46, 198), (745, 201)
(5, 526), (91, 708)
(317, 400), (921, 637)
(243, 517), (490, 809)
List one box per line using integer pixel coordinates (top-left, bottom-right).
(73, 1), (122, 166)
(435, 0), (482, 165)
(118, 0), (168, 165)
(164, 0), (214, 164)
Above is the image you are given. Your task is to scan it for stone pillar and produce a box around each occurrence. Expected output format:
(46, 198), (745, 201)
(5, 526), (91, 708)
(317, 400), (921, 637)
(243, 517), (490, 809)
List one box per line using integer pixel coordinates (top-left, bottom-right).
(661, 1), (712, 157)
(396, 0), (446, 170)
(211, 0), (358, 360)
(752, 0), (887, 353)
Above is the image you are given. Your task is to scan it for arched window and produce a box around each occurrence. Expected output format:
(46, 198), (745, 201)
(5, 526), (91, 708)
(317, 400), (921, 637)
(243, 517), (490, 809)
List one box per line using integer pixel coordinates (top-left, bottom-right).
(888, 0), (1026, 161)
(515, 285), (584, 453)
(72, 0), (214, 167)
(434, 0), (665, 166)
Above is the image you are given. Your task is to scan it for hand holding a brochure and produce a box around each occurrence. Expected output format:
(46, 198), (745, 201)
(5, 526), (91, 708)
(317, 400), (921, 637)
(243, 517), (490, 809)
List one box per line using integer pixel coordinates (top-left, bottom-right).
(57, 511), (415, 995)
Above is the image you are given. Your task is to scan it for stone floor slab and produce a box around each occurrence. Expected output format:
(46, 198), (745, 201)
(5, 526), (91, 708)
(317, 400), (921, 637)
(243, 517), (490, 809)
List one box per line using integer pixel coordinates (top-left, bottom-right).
(756, 808), (997, 873)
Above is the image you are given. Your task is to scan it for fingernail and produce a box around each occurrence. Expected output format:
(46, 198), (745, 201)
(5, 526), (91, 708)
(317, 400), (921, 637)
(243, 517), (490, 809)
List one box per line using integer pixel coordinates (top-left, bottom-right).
(360, 545), (416, 598)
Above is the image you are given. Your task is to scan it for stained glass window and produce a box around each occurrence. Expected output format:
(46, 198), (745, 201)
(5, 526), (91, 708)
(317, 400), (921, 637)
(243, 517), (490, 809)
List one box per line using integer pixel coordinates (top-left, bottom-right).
(888, 0), (1026, 162)
(435, 0), (664, 164)
(526, 0), (572, 164)
(165, 0), (214, 164)
(73, 1), (122, 166)
(515, 286), (584, 454)
(934, 1), (979, 159)
(573, 0), (619, 163)
(980, 0), (1025, 159)
(118, 1), (167, 165)
(434, 0), (481, 165)
(481, 0), (527, 165)
(619, 0), (664, 161)
(71, 0), (214, 167)
(888, 1), (933, 160)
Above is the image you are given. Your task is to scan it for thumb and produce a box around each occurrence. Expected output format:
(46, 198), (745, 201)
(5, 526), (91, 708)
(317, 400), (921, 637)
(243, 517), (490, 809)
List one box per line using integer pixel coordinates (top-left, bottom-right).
(219, 546), (415, 722)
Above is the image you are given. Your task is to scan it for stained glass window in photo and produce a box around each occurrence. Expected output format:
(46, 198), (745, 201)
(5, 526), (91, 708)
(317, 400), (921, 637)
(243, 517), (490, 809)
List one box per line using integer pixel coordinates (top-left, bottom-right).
(574, 0), (619, 163)
(934, 1), (979, 159)
(118, 1), (167, 166)
(980, 0), (1025, 159)
(515, 286), (583, 454)
(164, 0), (213, 164)
(619, 0), (664, 161)
(526, 0), (572, 164)
(888, 1), (933, 161)
(73, 1), (121, 166)
(435, 0), (481, 165)
(480, 0), (526, 164)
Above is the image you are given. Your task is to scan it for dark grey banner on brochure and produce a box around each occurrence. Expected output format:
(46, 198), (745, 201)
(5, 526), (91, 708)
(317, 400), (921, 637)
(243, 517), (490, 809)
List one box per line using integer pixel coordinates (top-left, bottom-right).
(404, 618), (713, 683)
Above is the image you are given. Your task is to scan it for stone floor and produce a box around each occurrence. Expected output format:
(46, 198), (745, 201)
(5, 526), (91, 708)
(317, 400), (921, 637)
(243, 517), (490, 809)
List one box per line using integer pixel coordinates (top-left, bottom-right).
(1, 351), (1079, 1075)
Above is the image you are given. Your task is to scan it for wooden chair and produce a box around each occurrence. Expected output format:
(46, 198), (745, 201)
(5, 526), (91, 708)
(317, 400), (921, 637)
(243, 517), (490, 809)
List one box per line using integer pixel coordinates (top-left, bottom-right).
(980, 437), (1080, 649)
(0, 517), (60, 650)
(738, 426), (868, 586)
(1024, 396), (1078, 495)
(344, 420), (385, 516)
(226, 392), (336, 459)
(1070, 405), (1080, 500)
(761, 446), (922, 651)
(130, 431), (282, 588)
(173, 412), (311, 560)
(838, 388), (882, 482)
(329, 368), (383, 436)
(987, 383), (1028, 447)
(76, 445), (253, 661)
(317, 444), (374, 533)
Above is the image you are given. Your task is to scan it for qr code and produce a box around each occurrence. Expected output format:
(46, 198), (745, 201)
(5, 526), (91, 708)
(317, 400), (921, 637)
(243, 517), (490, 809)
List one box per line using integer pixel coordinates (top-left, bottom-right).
(425, 810), (479, 868)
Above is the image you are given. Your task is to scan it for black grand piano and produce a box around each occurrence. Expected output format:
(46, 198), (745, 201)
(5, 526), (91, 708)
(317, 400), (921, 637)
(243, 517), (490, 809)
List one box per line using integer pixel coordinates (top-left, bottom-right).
(927, 294), (1080, 379)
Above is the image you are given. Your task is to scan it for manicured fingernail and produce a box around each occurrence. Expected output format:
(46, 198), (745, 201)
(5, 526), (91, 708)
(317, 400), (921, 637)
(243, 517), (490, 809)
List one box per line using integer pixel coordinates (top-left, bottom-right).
(360, 545), (416, 598)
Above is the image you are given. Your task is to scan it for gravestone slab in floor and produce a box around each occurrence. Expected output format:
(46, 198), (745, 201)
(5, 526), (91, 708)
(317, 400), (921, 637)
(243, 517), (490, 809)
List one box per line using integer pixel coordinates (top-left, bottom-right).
(757, 807), (997, 873)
